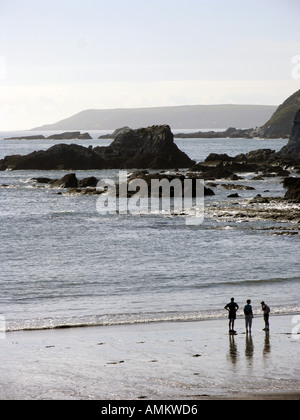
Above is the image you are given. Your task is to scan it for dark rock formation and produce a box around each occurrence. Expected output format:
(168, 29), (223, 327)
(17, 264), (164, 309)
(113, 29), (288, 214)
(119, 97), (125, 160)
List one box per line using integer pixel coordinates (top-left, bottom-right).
(0, 144), (106, 171)
(38, 170), (215, 197)
(221, 184), (255, 191)
(31, 177), (53, 184)
(283, 177), (300, 202)
(235, 149), (277, 163)
(4, 132), (92, 141)
(175, 127), (254, 139)
(98, 127), (131, 139)
(277, 109), (300, 162)
(249, 195), (270, 204)
(4, 135), (46, 140)
(50, 173), (79, 189)
(126, 171), (215, 197)
(189, 162), (239, 181)
(258, 90), (300, 139)
(0, 125), (194, 170)
(47, 132), (92, 140)
(78, 176), (99, 188)
(175, 90), (300, 140)
(94, 125), (194, 169)
(191, 148), (292, 178)
(204, 153), (234, 163)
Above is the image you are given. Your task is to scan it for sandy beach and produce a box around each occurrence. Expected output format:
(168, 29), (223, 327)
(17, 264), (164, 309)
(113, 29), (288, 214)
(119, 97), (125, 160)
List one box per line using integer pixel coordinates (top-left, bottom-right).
(0, 314), (299, 400)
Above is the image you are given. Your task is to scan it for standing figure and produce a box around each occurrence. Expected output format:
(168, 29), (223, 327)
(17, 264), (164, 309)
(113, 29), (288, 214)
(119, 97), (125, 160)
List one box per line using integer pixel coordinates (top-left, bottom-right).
(225, 298), (239, 334)
(261, 301), (270, 331)
(244, 299), (254, 334)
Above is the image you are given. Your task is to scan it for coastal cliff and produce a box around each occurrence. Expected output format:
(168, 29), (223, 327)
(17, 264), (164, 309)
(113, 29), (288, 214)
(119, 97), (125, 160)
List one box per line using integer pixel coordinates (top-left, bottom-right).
(258, 90), (300, 139)
(277, 109), (300, 161)
(175, 89), (300, 140)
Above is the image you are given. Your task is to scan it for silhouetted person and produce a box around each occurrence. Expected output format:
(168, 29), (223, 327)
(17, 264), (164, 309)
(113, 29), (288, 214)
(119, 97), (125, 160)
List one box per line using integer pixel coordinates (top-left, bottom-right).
(225, 298), (239, 333)
(261, 301), (270, 331)
(244, 299), (253, 334)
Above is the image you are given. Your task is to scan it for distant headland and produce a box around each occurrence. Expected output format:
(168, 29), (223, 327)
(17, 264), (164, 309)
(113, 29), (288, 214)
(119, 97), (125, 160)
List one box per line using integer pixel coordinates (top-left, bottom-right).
(31, 104), (277, 132)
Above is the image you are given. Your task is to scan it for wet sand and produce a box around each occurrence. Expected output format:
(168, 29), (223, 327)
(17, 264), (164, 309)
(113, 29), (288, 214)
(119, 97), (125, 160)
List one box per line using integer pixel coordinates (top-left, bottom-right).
(0, 315), (299, 400)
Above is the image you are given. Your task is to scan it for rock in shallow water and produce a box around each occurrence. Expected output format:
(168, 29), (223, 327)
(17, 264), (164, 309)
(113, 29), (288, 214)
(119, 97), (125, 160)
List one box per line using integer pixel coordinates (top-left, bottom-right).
(0, 125), (194, 171)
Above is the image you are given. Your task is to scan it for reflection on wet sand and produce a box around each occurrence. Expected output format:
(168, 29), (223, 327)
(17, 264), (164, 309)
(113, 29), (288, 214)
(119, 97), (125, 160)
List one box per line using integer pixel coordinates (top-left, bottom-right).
(245, 333), (254, 363)
(227, 332), (271, 368)
(263, 332), (271, 358)
(228, 335), (239, 365)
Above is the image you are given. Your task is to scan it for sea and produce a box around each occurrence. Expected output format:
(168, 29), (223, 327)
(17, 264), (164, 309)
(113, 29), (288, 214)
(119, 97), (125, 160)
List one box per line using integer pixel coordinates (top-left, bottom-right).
(0, 130), (300, 333)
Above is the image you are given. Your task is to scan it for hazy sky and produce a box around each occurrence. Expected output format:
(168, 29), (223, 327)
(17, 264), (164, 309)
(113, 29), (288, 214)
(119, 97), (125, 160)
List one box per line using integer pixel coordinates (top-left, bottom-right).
(0, 0), (300, 129)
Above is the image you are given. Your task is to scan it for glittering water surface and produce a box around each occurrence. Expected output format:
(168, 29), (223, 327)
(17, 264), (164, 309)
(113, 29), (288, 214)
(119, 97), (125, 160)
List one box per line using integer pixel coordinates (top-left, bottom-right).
(0, 131), (299, 332)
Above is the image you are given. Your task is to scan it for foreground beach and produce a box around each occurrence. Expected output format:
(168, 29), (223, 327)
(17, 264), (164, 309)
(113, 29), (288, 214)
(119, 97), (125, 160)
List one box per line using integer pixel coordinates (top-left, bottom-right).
(0, 314), (299, 400)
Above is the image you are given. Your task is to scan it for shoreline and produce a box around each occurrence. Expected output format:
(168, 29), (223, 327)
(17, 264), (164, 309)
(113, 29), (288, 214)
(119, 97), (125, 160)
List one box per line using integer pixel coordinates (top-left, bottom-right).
(1, 314), (299, 400)
(4, 311), (300, 334)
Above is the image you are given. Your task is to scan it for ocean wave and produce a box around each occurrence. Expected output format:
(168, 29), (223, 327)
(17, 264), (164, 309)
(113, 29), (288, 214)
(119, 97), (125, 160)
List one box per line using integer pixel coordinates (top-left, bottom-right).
(187, 277), (300, 291)
(5, 305), (300, 333)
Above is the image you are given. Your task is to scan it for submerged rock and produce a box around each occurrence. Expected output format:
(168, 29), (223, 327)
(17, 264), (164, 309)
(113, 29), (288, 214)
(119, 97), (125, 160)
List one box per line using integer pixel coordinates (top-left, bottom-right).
(31, 177), (53, 184)
(118, 171), (215, 198)
(50, 173), (79, 189)
(78, 176), (99, 188)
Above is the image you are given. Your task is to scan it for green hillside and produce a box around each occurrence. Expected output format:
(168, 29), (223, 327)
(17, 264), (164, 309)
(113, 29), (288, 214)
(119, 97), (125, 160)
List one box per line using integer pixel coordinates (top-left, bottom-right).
(259, 89), (300, 138)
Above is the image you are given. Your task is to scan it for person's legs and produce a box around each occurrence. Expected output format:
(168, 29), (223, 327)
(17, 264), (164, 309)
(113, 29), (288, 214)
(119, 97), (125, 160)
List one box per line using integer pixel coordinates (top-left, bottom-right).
(245, 316), (249, 332)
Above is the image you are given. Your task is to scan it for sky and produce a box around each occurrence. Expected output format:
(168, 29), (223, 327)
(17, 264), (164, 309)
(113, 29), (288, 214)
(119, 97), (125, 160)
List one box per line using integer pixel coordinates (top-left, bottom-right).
(0, 0), (300, 130)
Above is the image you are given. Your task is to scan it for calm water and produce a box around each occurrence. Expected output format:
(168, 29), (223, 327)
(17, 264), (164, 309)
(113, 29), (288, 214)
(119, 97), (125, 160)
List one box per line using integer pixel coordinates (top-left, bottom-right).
(0, 131), (299, 332)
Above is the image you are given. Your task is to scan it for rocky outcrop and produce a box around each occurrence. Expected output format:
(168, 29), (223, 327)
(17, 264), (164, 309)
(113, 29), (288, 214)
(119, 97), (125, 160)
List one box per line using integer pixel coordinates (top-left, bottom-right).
(258, 90), (300, 139)
(94, 125), (194, 169)
(276, 109), (300, 162)
(126, 171), (215, 197)
(4, 132), (92, 141)
(50, 173), (79, 189)
(0, 144), (106, 171)
(4, 135), (46, 140)
(175, 90), (300, 140)
(234, 149), (277, 163)
(98, 127), (131, 139)
(175, 127), (255, 139)
(31, 177), (53, 184)
(197, 110), (300, 167)
(188, 148), (291, 181)
(30, 171), (215, 197)
(188, 162), (242, 181)
(47, 132), (92, 140)
(283, 177), (300, 202)
(0, 125), (194, 171)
